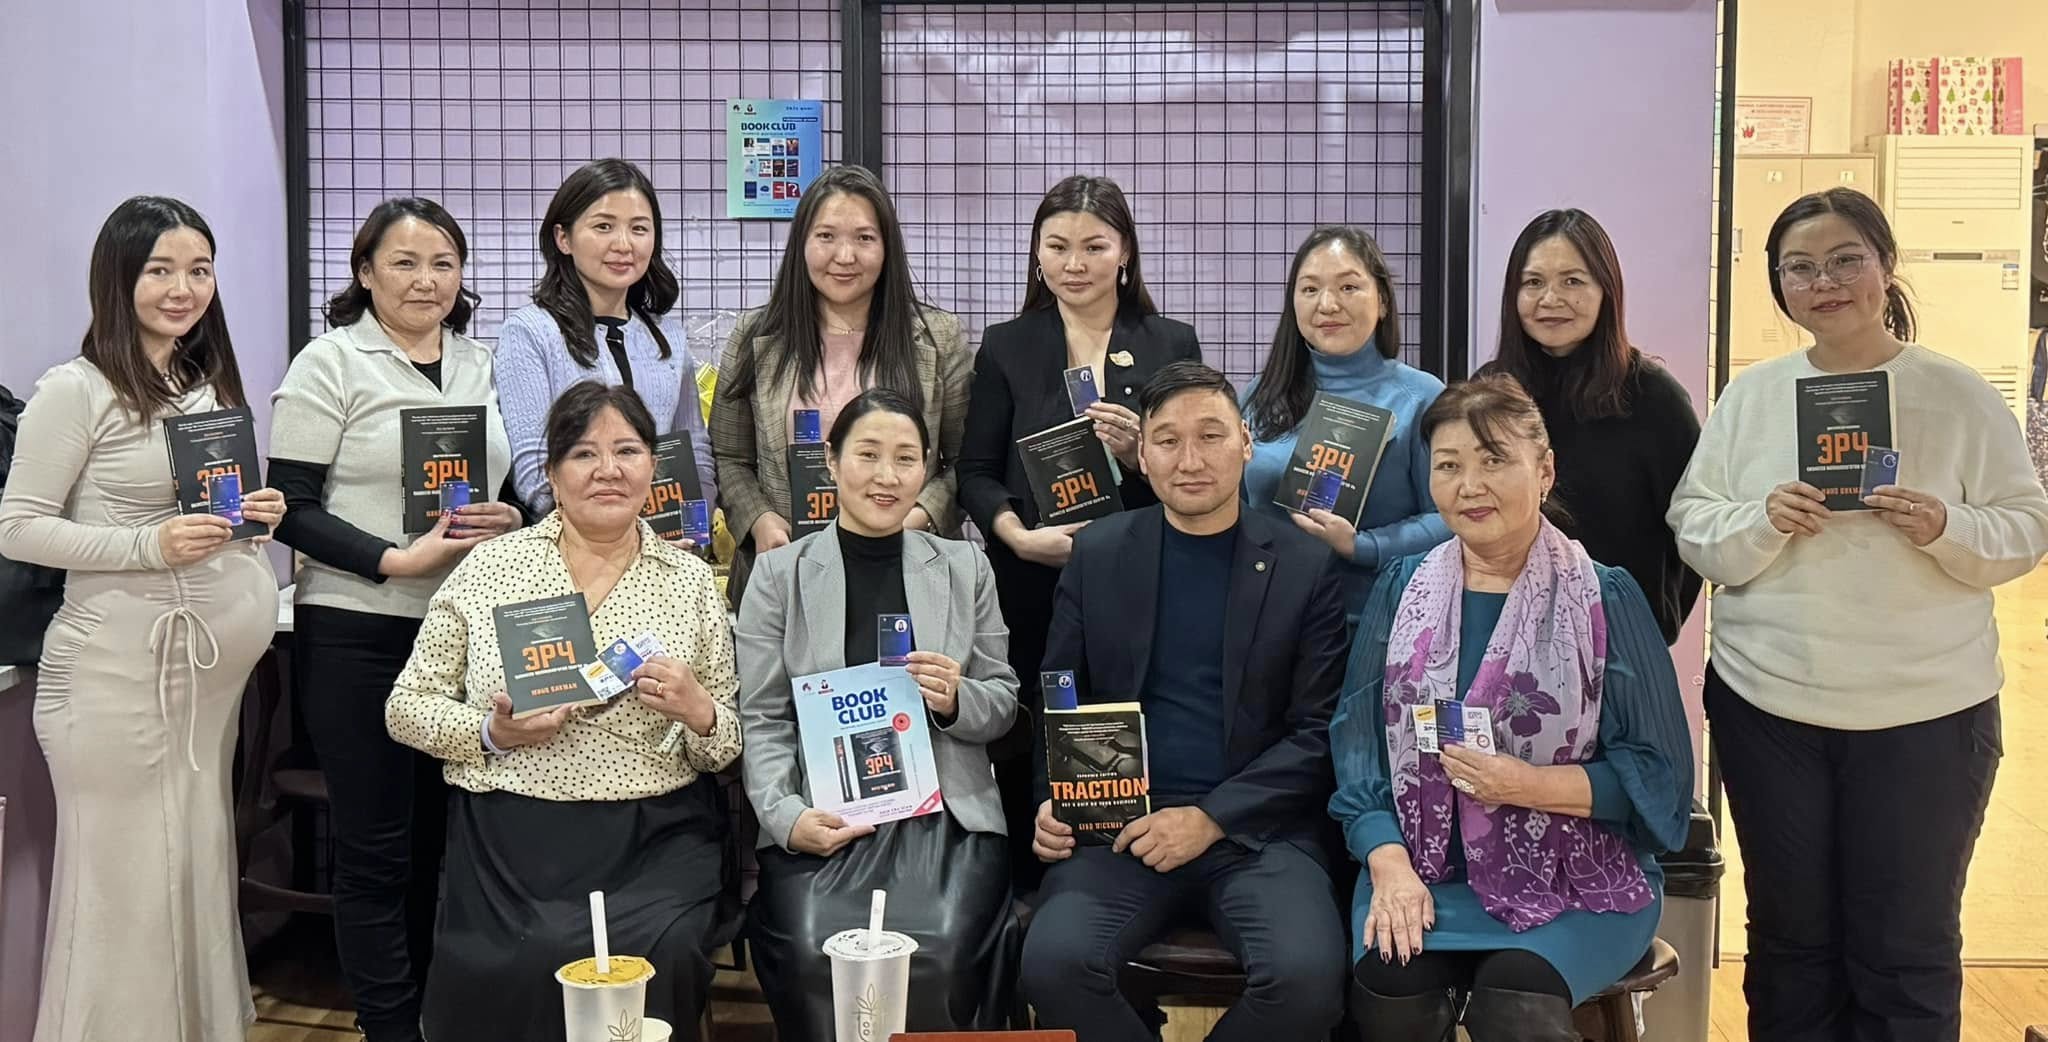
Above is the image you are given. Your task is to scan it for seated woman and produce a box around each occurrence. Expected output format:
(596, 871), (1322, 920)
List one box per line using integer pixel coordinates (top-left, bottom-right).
(1329, 374), (1692, 1041)
(385, 380), (742, 1042)
(736, 388), (1021, 1042)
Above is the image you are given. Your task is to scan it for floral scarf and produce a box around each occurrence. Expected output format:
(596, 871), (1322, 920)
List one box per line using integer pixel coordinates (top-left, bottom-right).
(1381, 520), (1653, 931)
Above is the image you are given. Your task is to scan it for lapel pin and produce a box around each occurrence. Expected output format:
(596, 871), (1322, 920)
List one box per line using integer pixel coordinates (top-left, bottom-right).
(1109, 350), (1134, 367)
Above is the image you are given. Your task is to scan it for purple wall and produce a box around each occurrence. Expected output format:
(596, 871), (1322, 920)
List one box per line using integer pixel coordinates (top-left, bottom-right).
(0, 3), (288, 1037)
(1472, 0), (1720, 769)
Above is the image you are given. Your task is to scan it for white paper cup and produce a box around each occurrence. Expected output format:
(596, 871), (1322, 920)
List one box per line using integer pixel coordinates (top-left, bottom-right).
(823, 928), (918, 1042)
(643, 1017), (673, 1042)
(556, 956), (656, 1042)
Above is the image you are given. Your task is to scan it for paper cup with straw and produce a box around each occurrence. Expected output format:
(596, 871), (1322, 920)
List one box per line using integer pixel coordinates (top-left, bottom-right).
(556, 890), (656, 1041)
(822, 888), (918, 1042)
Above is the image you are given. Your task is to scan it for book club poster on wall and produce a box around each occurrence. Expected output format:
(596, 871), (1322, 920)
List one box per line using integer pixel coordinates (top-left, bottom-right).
(726, 99), (824, 219)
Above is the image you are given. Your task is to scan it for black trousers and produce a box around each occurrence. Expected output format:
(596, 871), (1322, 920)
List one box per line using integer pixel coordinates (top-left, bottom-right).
(1706, 666), (2000, 1042)
(1351, 948), (1569, 999)
(1020, 840), (1347, 1042)
(296, 604), (448, 1042)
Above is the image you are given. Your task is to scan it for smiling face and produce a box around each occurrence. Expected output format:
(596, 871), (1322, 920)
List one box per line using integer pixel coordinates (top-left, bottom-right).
(1516, 235), (1604, 355)
(547, 405), (656, 538)
(553, 188), (656, 304)
(1775, 212), (1888, 343)
(359, 215), (461, 341)
(1139, 388), (1254, 525)
(133, 226), (215, 354)
(804, 191), (886, 313)
(827, 408), (928, 537)
(1428, 418), (1554, 554)
(1292, 240), (1384, 356)
(1035, 209), (1127, 314)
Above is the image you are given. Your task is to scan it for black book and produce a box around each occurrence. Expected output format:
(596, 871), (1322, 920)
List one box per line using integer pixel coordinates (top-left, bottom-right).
(162, 406), (266, 540)
(1044, 701), (1150, 844)
(788, 441), (837, 537)
(1795, 371), (1894, 511)
(492, 593), (605, 718)
(1017, 417), (1124, 526)
(642, 433), (707, 542)
(1270, 392), (1396, 526)
(400, 406), (489, 534)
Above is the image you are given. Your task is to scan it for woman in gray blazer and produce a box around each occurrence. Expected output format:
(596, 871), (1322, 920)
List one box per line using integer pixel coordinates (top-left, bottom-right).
(736, 388), (1021, 1042)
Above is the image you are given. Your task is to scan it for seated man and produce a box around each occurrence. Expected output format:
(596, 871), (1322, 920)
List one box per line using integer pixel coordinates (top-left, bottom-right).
(1019, 361), (1351, 1042)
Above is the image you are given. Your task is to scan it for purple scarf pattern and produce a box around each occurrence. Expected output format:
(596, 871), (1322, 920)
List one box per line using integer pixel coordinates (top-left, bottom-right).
(1381, 521), (1653, 931)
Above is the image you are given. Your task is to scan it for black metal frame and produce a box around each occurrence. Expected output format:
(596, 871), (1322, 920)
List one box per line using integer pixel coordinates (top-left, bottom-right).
(282, 0), (1477, 381)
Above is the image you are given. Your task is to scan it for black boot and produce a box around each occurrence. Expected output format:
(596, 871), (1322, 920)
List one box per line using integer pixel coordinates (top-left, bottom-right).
(1346, 979), (1457, 1042)
(1462, 986), (1578, 1042)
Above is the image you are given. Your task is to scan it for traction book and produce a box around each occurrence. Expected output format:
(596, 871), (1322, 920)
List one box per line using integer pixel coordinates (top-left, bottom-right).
(162, 406), (266, 540)
(1794, 371), (1894, 511)
(1044, 701), (1150, 844)
(1271, 393), (1395, 526)
(400, 406), (489, 534)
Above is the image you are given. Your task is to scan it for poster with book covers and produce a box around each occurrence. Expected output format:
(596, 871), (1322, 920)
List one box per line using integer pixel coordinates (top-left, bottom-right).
(1270, 393), (1396, 526)
(1044, 701), (1150, 844)
(400, 406), (488, 534)
(1017, 417), (1123, 525)
(790, 662), (943, 827)
(492, 593), (605, 718)
(1794, 371), (1894, 511)
(162, 406), (267, 540)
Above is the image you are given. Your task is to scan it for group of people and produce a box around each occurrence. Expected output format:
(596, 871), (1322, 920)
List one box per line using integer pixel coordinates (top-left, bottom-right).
(1, 153), (2042, 1042)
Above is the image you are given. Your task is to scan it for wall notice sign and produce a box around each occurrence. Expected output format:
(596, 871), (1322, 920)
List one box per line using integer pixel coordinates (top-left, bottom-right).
(1735, 97), (1813, 155)
(727, 99), (823, 219)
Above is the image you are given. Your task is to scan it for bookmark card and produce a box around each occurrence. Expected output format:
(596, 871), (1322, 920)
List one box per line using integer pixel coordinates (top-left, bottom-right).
(1040, 669), (1079, 711)
(1861, 446), (1900, 498)
(878, 614), (914, 667)
(1301, 467), (1344, 513)
(794, 408), (823, 445)
(1064, 366), (1102, 416)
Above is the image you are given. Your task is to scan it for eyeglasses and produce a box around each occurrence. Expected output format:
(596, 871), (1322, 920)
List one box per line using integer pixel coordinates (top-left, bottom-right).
(1776, 253), (1870, 291)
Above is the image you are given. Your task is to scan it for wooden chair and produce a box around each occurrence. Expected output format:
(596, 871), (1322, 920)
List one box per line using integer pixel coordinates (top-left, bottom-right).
(1570, 938), (1681, 1042)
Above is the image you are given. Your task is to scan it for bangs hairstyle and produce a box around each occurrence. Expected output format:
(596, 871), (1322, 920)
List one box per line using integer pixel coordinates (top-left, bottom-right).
(542, 380), (658, 473)
(1021, 175), (1159, 318)
(1765, 186), (1916, 342)
(1419, 373), (1569, 524)
(82, 195), (247, 423)
(1244, 225), (1402, 440)
(826, 386), (931, 460)
(325, 196), (481, 333)
(1488, 209), (1637, 422)
(721, 164), (931, 414)
(534, 158), (679, 368)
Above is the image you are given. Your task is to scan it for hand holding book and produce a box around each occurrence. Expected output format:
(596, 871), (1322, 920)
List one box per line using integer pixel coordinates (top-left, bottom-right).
(789, 807), (876, 857)
(1289, 506), (1360, 560)
(1862, 484), (1948, 547)
(1765, 480), (1831, 537)
(485, 691), (573, 750)
(156, 513), (237, 567)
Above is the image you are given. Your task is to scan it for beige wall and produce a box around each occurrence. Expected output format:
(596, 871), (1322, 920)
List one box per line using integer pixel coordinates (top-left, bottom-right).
(1738, 0), (2047, 153)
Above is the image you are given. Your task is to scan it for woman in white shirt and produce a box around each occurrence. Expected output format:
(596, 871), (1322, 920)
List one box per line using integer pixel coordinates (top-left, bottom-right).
(1668, 187), (2048, 1041)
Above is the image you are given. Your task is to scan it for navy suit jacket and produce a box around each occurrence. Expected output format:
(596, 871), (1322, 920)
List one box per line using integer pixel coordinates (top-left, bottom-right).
(1037, 504), (1349, 864)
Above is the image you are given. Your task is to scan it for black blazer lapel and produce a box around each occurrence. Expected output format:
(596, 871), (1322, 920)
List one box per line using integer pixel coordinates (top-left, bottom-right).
(1112, 510), (1164, 699)
(1102, 310), (1147, 407)
(1220, 520), (1278, 745)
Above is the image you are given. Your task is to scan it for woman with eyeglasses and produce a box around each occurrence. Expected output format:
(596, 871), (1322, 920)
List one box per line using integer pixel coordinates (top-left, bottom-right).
(1668, 187), (2048, 1040)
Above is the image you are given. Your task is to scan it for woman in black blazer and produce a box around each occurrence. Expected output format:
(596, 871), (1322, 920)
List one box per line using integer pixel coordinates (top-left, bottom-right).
(956, 175), (1202, 883)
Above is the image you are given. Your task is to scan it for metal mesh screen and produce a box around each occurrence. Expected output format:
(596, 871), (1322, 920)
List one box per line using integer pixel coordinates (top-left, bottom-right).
(303, 0), (842, 351)
(879, 2), (1427, 386)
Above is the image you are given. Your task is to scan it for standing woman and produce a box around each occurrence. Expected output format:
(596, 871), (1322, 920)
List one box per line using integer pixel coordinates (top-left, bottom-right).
(1482, 209), (1701, 643)
(1669, 187), (2048, 1040)
(711, 164), (970, 604)
(736, 389), (1020, 1040)
(1241, 225), (1449, 627)
(496, 158), (717, 519)
(955, 174), (1200, 878)
(268, 198), (519, 1042)
(0, 196), (287, 1042)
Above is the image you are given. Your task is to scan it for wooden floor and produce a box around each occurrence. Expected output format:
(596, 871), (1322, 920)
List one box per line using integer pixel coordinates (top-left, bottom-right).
(248, 565), (2048, 1041)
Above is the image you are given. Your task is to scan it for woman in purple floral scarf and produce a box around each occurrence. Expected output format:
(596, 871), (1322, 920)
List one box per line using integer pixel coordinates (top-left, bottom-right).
(1328, 375), (1692, 1041)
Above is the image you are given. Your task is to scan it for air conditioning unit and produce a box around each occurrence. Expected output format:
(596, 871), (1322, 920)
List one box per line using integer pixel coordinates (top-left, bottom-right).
(1875, 135), (2034, 426)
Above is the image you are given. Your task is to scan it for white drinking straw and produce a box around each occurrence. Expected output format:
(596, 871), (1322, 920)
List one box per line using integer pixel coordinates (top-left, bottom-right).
(867, 889), (888, 951)
(590, 890), (611, 975)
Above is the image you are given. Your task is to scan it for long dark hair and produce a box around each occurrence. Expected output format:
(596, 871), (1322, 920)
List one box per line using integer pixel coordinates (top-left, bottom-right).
(1020, 175), (1159, 317)
(324, 197), (481, 333)
(533, 158), (678, 367)
(1244, 226), (1402, 440)
(81, 196), (246, 422)
(1488, 209), (1636, 422)
(1765, 187), (1916, 341)
(720, 165), (929, 412)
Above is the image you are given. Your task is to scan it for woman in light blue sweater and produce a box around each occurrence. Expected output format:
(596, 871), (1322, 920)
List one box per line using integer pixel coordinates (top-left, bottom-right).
(1242, 226), (1450, 623)
(495, 158), (717, 519)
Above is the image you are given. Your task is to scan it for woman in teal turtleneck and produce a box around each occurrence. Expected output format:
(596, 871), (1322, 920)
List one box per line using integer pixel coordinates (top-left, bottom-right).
(1242, 225), (1451, 623)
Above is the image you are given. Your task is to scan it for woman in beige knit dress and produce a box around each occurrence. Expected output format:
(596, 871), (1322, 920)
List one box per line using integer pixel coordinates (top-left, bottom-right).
(0, 196), (287, 1042)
